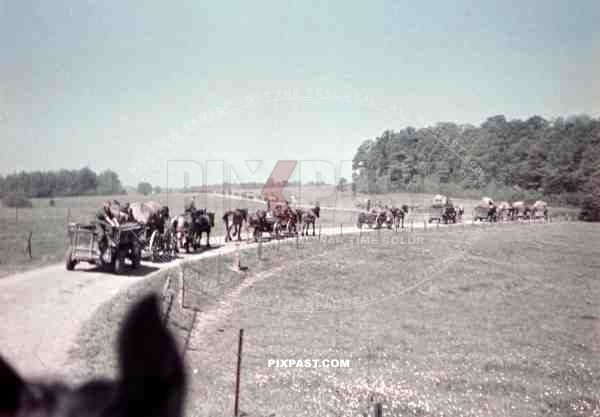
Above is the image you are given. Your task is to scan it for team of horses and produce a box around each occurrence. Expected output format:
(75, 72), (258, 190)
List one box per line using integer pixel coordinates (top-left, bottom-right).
(223, 204), (321, 242)
(110, 201), (213, 255)
(109, 198), (322, 256)
(357, 205), (408, 231)
(478, 199), (549, 223)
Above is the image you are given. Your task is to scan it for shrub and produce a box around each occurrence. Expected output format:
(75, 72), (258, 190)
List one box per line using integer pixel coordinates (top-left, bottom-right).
(579, 196), (600, 222)
(49, 199), (56, 207)
(2, 192), (33, 208)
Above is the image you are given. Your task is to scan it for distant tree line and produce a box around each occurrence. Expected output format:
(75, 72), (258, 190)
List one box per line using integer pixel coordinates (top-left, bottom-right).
(0, 167), (125, 198)
(352, 114), (600, 218)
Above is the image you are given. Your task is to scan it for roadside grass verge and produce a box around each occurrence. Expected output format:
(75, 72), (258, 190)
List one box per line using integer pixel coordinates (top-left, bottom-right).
(181, 222), (600, 417)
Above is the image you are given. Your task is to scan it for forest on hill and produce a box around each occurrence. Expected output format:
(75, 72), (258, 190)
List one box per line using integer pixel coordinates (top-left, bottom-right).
(351, 114), (600, 208)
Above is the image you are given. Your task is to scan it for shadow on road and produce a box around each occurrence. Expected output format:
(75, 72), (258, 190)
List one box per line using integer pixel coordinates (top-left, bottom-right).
(78, 263), (160, 277)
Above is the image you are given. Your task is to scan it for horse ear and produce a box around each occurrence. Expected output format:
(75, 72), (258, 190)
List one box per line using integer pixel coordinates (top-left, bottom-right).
(0, 355), (27, 416)
(116, 295), (186, 417)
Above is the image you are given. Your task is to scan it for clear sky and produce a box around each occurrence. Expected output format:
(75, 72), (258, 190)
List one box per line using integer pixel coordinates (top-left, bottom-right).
(1, 0), (598, 188)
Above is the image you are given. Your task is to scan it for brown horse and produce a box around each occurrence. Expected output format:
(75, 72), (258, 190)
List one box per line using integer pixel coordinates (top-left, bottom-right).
(222, 208), (248, 242)
(247, 208), (271, 241)
(375, 209), (394, 229)
(0, 295), (186, 417)
(271, 205), (299, 235)
(299, 206), (321, 236)
(390, 206), (406, 230)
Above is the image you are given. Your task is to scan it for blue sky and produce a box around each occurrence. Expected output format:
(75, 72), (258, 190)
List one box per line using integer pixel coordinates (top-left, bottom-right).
(0, 0), (598, 187)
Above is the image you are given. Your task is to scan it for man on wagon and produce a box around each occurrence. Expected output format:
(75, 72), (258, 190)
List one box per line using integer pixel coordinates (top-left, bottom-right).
(487, 201), (497, 221)
(96, 201), (119, 249)
(184, 197), (197, 214)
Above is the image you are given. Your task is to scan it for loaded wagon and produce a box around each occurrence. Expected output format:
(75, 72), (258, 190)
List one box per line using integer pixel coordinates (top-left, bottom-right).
(473, 203), (497, 222)
(473, 205), (489, 222)
(428, 194), (456, 224)
(258, 211), (283, 240)
(129, 201), (177, 262)
(429, 206), (457, 224)
(356, 210), (378, 229)
(65, 222), (143, 274)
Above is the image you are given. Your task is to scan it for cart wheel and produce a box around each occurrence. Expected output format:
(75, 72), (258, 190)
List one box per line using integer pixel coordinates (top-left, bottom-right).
(149, 230), (159, 260)
(274, 223), (281, 239)
(113, 251), (125, 274)
(253, 228), (261, 242)
(65, 248), (76, 271)
(131, 256), (140, 269)
(131, 247), (141, 269)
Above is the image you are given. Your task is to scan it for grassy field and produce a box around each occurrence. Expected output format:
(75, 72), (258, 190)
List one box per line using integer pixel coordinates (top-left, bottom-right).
(180, 222), (600, 417)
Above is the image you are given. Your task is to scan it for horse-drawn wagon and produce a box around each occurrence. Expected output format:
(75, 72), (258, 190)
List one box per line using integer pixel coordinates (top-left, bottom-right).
(428, 194), (457, 224)
(129, 201), (176, 262)
(356, 210), (377, 229)
(473, 197), (497, 222)
(65, 221), (143, 274)
(171, 209), (215, 252)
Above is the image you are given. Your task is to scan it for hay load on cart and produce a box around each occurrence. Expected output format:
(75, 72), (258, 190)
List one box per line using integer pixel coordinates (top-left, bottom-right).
(65, 221), (144, 274)
(129, 201), (176, 261)
(473, 197), (496, 222)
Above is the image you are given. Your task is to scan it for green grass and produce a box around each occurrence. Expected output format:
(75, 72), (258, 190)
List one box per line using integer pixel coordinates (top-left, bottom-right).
(180, 222), (600, 417)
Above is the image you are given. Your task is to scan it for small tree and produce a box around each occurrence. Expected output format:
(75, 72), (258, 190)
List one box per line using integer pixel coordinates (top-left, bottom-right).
(579, 175), (600, 221)
(337, 177), (348, 192)
(154, 186), (162, 194)
(137, 182), (153, 196)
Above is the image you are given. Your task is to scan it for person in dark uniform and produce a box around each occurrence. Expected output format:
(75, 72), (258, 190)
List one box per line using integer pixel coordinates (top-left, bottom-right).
(120, 202), (131, 222)
(96, 201), (119, 250)
(184, 197), (197, 214)
(487, 201), (497, 222)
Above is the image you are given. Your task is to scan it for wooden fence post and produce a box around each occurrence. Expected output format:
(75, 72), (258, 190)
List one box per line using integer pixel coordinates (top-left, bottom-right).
(181, 310), (197, 359)
(178, 270), (185, 310)
(234, 329), (244, 417)
(161, 276), (174, 326)
(340, 223), (343, 236)
(364, 397), (383, 417)
(25, 231), (32, 259)
(372, 402), (383, 417)
(233, 243), (241, 271)
(410, 219), (414, 233)
(257, 238), (262, 261)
